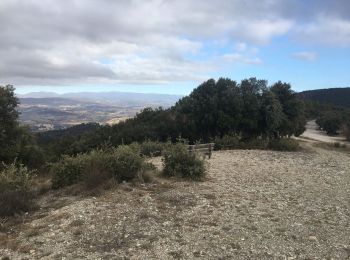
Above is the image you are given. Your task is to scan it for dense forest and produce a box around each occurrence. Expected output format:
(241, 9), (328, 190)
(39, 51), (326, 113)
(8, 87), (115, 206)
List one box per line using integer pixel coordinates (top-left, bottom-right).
(299, 88), (350, 108)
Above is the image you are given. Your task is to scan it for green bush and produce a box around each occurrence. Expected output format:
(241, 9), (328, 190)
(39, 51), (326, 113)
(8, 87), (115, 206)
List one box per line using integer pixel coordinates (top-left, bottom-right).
(51, 154), (86, 189)
(268, 138), (300, 151)
(110, 145), (144, 181)
(162, 143), (206, 180)
(140, 141), (164, 156)
(214, 135), (240, 150)
(240, 138), (268, 150)
(0, 163), (35, 216)
(50, 146), (147, 189)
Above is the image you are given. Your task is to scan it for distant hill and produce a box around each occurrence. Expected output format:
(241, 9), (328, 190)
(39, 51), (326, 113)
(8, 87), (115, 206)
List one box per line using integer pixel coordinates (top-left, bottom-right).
(18, 91), (183, 107)
(298, 88), (350, 108)
(18, 92), (182, 131)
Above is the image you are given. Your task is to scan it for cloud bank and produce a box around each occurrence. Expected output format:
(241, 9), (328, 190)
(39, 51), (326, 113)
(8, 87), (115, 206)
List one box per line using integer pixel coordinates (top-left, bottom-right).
(0, 0), (349, 86)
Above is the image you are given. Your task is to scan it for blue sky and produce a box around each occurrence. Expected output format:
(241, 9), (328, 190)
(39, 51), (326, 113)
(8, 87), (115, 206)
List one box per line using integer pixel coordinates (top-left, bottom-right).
(1, 0), (349, 95)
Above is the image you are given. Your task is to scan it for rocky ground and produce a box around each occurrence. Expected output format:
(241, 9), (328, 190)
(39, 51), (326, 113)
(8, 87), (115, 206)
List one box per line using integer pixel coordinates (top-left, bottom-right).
(1, 142), (349, 259)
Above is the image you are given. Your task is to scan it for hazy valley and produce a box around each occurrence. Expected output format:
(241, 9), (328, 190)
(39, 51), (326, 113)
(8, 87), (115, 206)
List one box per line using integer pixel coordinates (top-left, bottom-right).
(18, 92), (182, 131)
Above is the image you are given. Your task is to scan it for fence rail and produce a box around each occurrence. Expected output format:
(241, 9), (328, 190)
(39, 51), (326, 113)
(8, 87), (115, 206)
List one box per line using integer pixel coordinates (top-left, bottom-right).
(188, 143), (215, 158)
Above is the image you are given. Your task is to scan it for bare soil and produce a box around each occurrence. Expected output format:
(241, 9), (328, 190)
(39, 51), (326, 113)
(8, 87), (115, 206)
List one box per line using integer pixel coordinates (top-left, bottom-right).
(300, 120), (348, 145)
(1, 142), (349, 259)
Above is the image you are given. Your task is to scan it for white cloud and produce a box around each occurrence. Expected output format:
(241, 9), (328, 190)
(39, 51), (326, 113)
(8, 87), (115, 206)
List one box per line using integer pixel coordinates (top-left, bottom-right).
(0, 0), (349, 87)
(292, 51), (317, 61)
(222, 53), (263, 65)
(296, 15), (350, 46)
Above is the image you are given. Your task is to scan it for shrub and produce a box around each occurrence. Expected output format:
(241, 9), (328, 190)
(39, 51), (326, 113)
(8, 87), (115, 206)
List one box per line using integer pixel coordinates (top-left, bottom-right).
(110, 145), (144, 181)
(51, 154), (86, 189)
(0, 163), (35, 216)
(162, 143), (206, 180)
(240, 138), (268, 150)
(51, 146), (147, 189)
(214, 135), (240, 150)
(140, 141), (164, 157)
(268, 138), (300, 151)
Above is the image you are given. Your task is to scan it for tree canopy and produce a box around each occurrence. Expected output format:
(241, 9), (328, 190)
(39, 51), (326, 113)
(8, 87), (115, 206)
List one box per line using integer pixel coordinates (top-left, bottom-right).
(37, 78), (307, 159)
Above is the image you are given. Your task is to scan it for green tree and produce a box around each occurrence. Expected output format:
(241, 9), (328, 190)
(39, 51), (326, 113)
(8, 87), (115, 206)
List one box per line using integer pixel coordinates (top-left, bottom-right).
(260, 90), (285, 138)
(316, 112), (342, 135)
(271, 82), (306, 137)
(0, 85), (20, 162)
(0, 85), (44, 167)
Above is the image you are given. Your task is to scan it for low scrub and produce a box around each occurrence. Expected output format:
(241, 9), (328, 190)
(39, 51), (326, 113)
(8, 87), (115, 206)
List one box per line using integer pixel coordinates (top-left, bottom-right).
(215, 135), (299, 151)
(268, 138), (300, 151)
(0, 163), (35, 216)
(162, 143), (206, 180)
(240, 138), (268, 150)
(215, 135), (268, 150)
(214, 135), (240, 150)
(51, 145), (147, 189)
(140, 140), (164, 157)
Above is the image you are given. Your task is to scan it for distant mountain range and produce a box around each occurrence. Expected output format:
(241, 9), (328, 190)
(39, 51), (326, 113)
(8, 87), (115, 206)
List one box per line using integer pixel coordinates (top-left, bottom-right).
(18, 91), (183, 131)
(18, 91), (183, 107)
(298, 88), (350, 108)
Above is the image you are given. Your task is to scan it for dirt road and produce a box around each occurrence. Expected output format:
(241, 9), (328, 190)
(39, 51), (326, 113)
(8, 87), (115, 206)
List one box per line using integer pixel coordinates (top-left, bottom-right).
(300, 120), (348, 145)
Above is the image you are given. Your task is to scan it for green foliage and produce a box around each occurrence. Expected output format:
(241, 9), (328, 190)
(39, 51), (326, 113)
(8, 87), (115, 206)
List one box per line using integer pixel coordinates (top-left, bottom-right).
(50, 154), (86, 189)
(140, 140), (164, 156)
(51, 145), (146, 189)
(316, 112), (342, 135)
(110, 145), (144, 181)
(162, 143), (206, 180)
(268, 138), (300, 151)
(0, 85), (20, 162)
(240, 138), (268, 150)
(214, 135), (240, 150)
(299, 88), (350, 108)
(0, 85), (45, 168)
(214, 135), (299, 151)
(34, 78), (307, 159)
(0, 163), (35, 216)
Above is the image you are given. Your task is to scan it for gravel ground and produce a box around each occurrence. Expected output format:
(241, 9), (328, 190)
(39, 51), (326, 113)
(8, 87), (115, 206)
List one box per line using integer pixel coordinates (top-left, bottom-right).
(1, 143), (349, 259)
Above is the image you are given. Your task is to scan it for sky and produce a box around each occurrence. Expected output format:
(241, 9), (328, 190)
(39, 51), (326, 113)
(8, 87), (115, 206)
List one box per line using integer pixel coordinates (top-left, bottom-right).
(0, 0), (349, 95)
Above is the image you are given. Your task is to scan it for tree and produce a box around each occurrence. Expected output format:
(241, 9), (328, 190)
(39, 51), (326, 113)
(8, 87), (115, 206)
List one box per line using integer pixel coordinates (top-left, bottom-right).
(239, 78), (267, 139)
(316, 112), (342, 135)
(271, 82), (306, 137)
(0, 85), (20, 162)
(260, 90), (285, 138)
(0, 85), (44, 167)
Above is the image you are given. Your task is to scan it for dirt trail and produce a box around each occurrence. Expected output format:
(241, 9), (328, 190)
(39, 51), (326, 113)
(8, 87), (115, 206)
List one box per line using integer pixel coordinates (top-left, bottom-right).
(1, 144), (350, 259)
(300, 120), (348, 145)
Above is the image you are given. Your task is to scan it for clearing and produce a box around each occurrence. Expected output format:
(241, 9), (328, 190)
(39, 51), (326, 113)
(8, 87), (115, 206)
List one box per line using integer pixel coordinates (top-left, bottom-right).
(1, 141), (349, 259)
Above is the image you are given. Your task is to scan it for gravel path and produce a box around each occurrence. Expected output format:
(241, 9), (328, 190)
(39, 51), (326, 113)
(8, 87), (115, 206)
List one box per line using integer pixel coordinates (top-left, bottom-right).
(301, 120), (348, 145)
(1, 144), (349, 259)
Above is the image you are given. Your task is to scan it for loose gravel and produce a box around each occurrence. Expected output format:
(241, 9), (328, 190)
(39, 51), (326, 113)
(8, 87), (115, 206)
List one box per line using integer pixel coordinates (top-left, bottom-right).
(1, 143), (349, 259)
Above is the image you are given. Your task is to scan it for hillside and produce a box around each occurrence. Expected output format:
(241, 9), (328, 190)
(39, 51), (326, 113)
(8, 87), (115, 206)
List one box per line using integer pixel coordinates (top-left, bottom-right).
(298, 88), (350, 108)
(18, 92), (182, 131)
(1, 142), (349, 259)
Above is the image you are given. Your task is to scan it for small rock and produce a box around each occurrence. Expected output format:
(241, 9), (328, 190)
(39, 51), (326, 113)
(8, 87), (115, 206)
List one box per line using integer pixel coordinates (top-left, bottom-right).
(308, 236), (317, 241)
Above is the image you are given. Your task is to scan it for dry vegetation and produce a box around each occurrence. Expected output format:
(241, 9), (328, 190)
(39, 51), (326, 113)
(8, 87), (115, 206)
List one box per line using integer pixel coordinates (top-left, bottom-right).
(0, 141), (349, 259)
